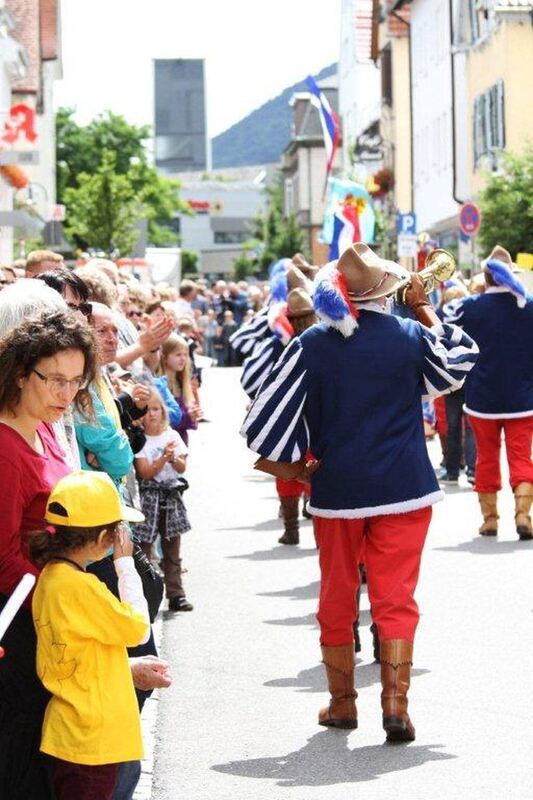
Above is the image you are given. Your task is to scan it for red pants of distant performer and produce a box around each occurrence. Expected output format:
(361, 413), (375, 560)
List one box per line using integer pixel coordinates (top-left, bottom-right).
(468, 415), (533, 493)
(276, 477), (310, 498)
(315, 507), (431, 646)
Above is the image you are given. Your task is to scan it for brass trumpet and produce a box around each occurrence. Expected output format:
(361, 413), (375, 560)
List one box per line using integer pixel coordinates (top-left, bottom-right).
(394, 248), (457, 305)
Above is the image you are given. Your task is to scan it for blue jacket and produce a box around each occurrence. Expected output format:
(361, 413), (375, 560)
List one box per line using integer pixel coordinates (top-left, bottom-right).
(153, 376), (183, 428)
(240, 335), (284, 399)
(445, 290), (533, 417)
(242, 309), (478, 517)
(74, 390), (133, 484)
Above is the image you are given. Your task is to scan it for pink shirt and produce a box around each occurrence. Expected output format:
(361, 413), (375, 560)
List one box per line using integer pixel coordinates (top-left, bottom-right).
(0, 422), (71, 601)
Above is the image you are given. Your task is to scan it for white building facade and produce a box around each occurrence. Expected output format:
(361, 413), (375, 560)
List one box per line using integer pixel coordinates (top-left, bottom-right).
(177, 166), (271, 277)
(338, 0), (381, 167)
(409, 0), (459, 243)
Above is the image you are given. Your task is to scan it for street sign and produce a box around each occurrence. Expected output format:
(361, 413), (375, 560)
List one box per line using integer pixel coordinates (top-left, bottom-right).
(459, 202), (481, 236)
(396, 212), (417, 235)
(50, 204), (66, 222)
(397, 234), (418, 259)
(0, 151), (39, 166)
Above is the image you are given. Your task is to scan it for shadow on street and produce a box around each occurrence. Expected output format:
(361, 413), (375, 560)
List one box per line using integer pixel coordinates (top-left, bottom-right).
(435, 537), (531, 555)
(228, 548), (317, 562)
(211, 730), (455, 786)
(263, 608), (372, 628)
(263, 662), (429, 693)
(258, 580), (320, 600)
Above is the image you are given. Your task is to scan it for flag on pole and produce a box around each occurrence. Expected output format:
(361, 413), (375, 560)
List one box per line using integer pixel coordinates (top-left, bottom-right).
(305, 74), (340, 181)
(329, 204), (362, 261)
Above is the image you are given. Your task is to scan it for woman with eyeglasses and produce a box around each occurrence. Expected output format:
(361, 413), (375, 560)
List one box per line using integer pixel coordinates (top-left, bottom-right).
(35, 268), (93, 320)
(0, 309), (96, 800)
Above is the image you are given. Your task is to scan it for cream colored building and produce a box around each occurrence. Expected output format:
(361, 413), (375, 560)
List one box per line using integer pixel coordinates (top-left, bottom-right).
(453, 0), (533, 195)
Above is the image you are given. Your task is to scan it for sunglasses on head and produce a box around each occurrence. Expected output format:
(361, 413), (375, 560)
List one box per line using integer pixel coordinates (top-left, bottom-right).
(67, 301), (92, 317)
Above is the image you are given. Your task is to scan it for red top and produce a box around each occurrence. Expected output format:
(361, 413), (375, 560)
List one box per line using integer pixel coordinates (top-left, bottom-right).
(0, 422), (70, 602)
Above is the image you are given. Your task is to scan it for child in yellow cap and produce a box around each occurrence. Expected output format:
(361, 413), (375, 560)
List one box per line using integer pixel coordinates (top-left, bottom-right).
(29, 471), (149, 800)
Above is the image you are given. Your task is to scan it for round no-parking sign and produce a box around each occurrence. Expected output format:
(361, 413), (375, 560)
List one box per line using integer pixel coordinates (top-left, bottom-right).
(459, 202), (481, 236)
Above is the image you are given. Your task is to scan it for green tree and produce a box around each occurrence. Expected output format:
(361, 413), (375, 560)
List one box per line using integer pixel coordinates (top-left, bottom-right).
(56, 108), (189, 247)
(181, 249), (199, 275)
(478, 146), (533, 258)
(251, 177), (307, 272)
(232, 249), (257, 281)
(64, 151), (142, 256)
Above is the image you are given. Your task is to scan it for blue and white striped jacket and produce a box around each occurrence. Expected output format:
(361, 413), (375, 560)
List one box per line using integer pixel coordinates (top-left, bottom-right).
(229, 307), (270, 357)
(240, 335), (284, 400)
(242, 308), (478, 518)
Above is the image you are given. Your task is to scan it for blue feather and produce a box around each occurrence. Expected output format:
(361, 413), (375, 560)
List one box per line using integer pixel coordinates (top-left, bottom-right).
(269, 258), (290, 278)
(270, 270), (288, 302)
(486, 259), (527, 307)
(313, 273), (349, 321)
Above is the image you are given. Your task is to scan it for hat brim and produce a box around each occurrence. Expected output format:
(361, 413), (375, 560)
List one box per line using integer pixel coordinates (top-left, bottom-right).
(286, 307), (315, 319)
(348, 268), (410, 302)
(121, 504), (145, 523)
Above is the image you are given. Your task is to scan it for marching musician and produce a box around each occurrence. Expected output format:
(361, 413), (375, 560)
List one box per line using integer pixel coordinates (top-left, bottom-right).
(241, 267), (317, 545)
(241, 244), (479, 742)
(445, 246), (533, 539)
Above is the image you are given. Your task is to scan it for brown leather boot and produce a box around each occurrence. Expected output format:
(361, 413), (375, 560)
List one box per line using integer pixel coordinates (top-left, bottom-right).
(381, 639), (415, 742)
(514, 482), (533, 540)
(278, 497), (299, 545)
(478, 492), (498, 536)
(318, 644), (358, 729)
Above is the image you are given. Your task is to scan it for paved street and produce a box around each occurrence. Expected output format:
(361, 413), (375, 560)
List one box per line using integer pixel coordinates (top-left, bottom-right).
(151, 367), (533, 800)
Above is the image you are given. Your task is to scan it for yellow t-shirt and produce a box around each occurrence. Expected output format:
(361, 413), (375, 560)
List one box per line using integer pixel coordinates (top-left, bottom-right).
(32, 562), (148, 765)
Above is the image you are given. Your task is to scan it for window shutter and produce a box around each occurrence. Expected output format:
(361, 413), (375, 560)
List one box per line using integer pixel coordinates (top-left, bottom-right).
(497, 79), (505, 148)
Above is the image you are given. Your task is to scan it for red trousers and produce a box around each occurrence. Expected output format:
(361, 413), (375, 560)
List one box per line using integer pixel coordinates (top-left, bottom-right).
(276, 477), (310, 498)
(51, 758), (118, 800)
(468, 415), (533, 493)
(315, 507), (431, 646)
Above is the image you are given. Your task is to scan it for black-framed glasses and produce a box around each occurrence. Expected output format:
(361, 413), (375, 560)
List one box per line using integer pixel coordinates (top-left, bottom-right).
(67, 301), (92, 317)
(32, 368), (86, 394)
(128, 310), (143, 319)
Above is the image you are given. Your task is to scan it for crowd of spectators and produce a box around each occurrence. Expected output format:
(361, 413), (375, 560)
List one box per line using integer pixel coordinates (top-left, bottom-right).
(0, 248), (269, 800)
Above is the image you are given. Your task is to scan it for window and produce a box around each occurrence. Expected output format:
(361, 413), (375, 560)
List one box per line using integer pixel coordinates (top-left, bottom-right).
(214, 231), (249, 244)
(381, 45), (392, 107)
(468, 0), (493, 43)
(284, 178), (294, 214)
(473, 80), (505, 167)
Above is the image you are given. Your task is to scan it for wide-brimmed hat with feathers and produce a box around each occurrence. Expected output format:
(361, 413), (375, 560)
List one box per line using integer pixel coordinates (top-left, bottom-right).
(313, 244), (410, 337)
(291, 252), (319, 280)
(268, 266), (315, 343)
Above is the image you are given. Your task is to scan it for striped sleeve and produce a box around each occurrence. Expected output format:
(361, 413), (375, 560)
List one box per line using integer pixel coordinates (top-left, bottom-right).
(442, 297), (466, 326)
(240, 337), (309, 462)
(421, 322), (479, 398)
(230, 308), (270, 355)
(240, 336), (284, 399)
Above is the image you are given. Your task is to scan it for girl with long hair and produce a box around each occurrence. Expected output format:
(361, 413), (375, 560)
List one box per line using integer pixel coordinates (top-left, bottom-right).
(157, 334), (202, 446)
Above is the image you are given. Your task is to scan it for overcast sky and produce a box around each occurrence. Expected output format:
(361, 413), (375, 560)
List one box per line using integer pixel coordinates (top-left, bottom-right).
(55, 0), (341, 138)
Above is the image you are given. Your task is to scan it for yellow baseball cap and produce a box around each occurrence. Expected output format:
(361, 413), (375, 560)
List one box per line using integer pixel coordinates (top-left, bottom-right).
(45, 471), (144, 527)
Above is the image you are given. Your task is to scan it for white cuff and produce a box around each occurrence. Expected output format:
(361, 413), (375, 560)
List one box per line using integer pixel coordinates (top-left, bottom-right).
(114, 556), (150, 644)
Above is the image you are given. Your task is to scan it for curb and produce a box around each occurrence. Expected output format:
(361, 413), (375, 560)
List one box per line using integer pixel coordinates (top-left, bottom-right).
(133, 614), (164, 800)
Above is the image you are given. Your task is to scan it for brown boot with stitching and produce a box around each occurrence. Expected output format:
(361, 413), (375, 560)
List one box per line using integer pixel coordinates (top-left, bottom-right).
(318, 644), (358, 729)
(514, 482), (533, 540)
(381, 639), (415, 743)
(478, 492), (498, 536)
(278, 497), (299, 545)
